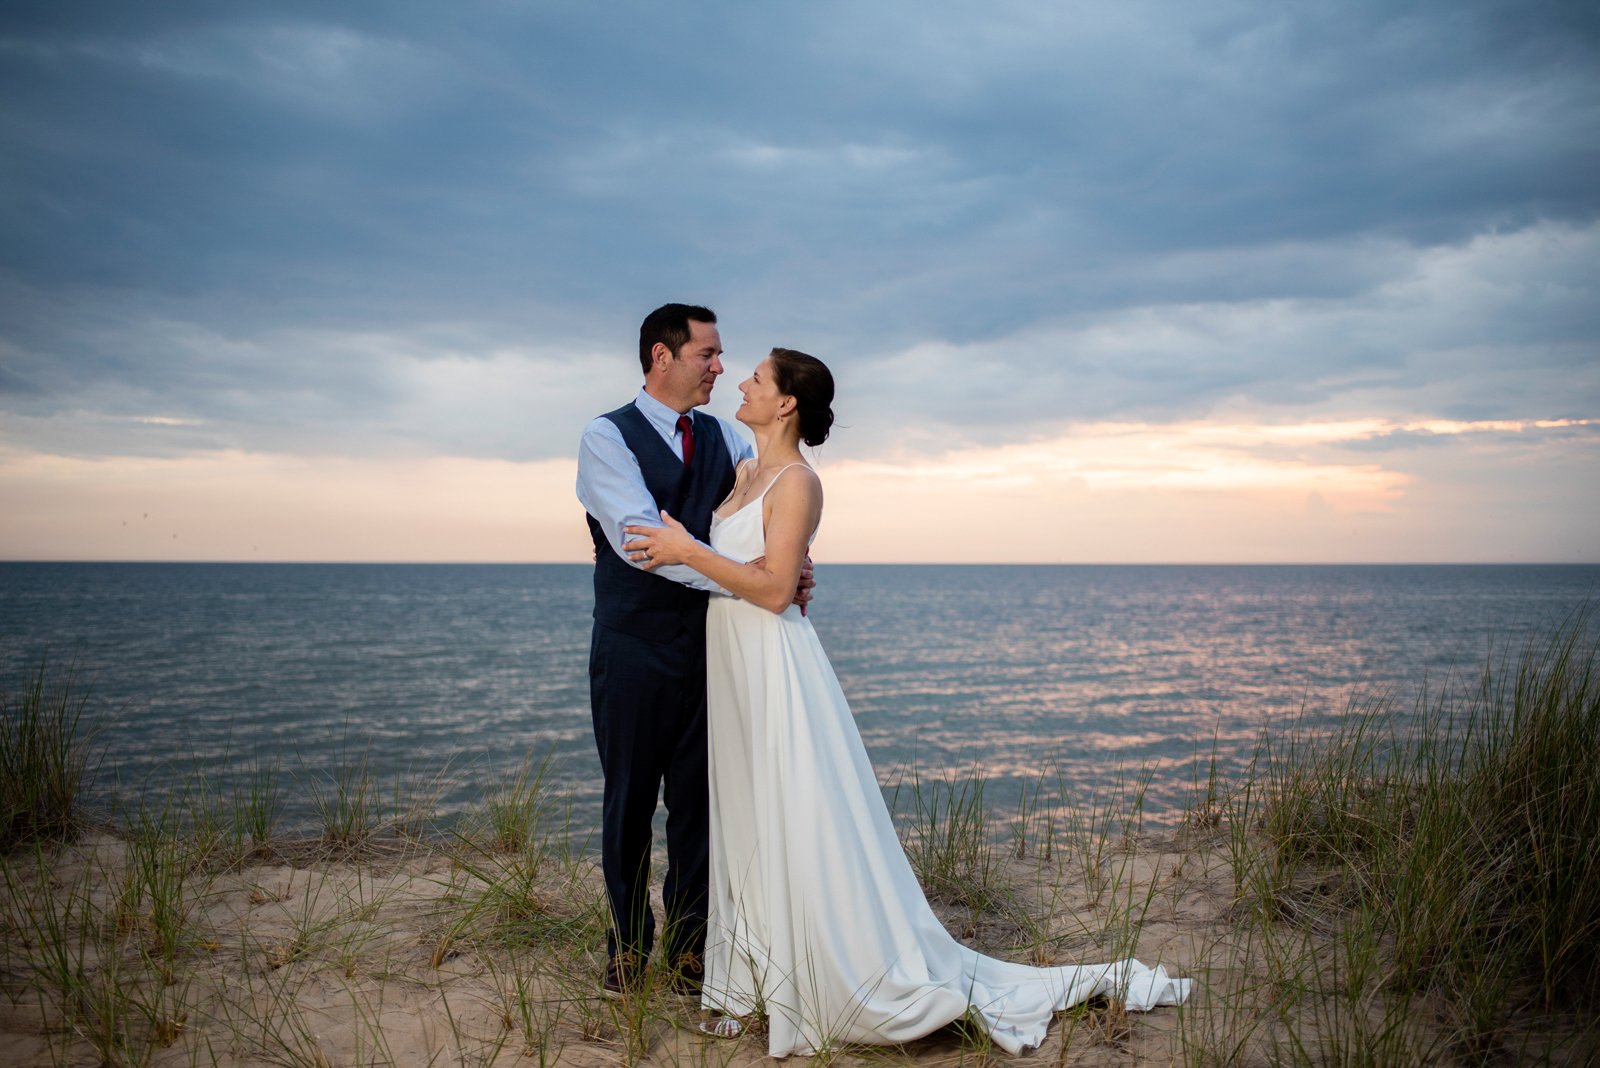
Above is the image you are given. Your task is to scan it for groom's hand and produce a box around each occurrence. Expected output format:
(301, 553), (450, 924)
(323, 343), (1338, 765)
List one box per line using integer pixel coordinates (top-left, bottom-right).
(796, 555), (815, 616)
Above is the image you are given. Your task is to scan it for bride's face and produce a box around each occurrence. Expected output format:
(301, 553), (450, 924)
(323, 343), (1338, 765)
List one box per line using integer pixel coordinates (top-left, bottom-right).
(736, 357), (794, 428)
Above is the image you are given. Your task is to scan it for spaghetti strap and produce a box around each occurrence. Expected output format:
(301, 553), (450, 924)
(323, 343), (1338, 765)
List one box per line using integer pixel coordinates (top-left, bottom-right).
(756, 463), (812, 501)
(714, 462), (815, 522)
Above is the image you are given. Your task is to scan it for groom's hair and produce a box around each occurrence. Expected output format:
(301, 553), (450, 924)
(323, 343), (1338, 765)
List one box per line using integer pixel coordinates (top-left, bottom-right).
(639, 303), (717, 374)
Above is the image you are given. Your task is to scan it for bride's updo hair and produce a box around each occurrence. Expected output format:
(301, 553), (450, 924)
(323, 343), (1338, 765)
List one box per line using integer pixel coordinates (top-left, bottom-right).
(768, 348), (835, 447)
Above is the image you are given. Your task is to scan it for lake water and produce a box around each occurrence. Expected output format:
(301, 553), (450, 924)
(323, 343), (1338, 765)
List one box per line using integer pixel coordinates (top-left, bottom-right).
(2, 563), (1595, 833)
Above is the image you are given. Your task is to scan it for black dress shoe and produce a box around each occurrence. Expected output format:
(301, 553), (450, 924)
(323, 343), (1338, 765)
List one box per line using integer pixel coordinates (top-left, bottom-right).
(602, 952), (643, 999)
(667, 951), (704, 996)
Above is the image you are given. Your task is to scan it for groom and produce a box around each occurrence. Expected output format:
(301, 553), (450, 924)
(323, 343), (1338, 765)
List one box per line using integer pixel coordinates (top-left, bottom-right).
(578, 303), (794, 998)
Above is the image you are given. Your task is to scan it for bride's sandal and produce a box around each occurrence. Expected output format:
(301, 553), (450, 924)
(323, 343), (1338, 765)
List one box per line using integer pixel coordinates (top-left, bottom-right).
(697, 1016), (744, 1040)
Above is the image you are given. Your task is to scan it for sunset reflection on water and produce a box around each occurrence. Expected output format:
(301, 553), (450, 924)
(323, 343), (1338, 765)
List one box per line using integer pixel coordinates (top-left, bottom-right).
(0, 562), (1594, 835)
(819, 564), (1597, 824)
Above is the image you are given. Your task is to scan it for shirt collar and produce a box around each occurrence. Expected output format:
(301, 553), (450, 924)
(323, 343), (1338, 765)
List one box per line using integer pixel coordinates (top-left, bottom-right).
(635, 387), (691, 436)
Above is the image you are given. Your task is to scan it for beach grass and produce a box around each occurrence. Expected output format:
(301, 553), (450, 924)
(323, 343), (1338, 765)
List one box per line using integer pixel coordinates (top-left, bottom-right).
(1187, 609), (1600, 1066)
(892, 763), (1013, 915)
(1, 655), (98, 851)
(3, 615), (1598, 1064)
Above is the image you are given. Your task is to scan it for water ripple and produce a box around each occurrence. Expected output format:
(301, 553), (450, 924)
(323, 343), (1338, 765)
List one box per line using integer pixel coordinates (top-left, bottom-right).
(2, 562), (1594, 832)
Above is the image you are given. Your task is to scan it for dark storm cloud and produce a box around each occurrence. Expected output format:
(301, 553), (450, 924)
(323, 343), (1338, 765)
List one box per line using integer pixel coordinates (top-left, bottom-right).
(0, 0), (1596, 459)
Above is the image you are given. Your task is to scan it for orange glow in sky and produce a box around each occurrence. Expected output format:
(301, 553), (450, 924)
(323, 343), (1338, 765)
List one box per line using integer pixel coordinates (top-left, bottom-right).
(2, 417), (1592, 563)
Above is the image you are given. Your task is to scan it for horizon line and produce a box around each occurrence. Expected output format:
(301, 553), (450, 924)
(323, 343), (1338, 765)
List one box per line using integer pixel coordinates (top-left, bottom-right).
(3, 559), (1598, 568)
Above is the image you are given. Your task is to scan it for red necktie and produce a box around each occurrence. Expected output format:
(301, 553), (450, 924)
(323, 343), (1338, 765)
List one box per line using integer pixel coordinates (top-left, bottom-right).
(677, 415), (695, 467)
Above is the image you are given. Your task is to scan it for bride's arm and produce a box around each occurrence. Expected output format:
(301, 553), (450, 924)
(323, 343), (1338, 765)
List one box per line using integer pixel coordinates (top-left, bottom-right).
(624, 467), (821, 616)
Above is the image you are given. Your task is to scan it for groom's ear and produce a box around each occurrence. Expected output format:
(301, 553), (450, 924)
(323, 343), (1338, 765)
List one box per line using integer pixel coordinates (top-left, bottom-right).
(650, 341), (673, 369)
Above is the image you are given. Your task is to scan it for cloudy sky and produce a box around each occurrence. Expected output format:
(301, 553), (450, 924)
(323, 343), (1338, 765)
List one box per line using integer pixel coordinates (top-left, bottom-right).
(2, 0), (1596, 563)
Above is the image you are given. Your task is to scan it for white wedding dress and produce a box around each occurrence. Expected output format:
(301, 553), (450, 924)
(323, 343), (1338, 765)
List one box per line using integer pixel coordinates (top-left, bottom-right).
(701, 467), (1190, 1057)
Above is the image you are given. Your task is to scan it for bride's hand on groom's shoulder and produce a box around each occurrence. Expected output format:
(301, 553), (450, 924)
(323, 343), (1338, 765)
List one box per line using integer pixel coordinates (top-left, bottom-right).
(623, 510), (692, 569)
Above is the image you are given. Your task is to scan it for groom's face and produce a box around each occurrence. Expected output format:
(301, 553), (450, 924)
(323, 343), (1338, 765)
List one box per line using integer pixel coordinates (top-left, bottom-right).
(660, 319), (725, 410)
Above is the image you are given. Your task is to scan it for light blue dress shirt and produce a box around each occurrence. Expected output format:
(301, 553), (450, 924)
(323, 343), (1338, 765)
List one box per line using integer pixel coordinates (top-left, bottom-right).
(576, 388), (755, 593)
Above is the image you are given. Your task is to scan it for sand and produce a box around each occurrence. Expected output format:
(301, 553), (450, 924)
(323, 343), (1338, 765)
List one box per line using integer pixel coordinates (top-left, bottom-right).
(0, 826), (1237, 1066)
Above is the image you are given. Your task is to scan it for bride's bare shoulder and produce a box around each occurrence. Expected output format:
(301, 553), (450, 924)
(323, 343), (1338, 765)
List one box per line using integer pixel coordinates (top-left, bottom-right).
(779, 462), (822, 489)
(769, 463), (823, 512)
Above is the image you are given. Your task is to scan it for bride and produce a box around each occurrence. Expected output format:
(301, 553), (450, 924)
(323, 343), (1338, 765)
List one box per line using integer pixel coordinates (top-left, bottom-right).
(624, 348), (1189, 1057)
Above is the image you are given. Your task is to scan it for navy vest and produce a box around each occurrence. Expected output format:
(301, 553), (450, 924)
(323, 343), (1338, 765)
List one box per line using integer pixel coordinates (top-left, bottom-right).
(587, 404), (737, 643)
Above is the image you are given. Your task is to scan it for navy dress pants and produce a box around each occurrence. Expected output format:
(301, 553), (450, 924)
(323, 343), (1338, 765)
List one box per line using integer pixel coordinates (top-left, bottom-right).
(589, 620), (710, 963)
